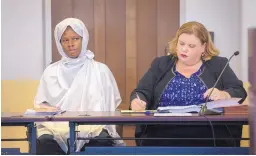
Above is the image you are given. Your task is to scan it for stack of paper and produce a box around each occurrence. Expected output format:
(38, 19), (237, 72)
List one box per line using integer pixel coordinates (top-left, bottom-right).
(156, 98), (241, 114)
(157, 105), (200, 113)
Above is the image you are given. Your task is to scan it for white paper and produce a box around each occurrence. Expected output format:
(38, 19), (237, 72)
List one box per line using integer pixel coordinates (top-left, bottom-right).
(121, 110), (157, 113)
(156, 98), (241, 113)
(157, 106), (201, 113)
(154, 113), (193, 116)
(24, 109), (59, 116)
(206, 98), (241, 109)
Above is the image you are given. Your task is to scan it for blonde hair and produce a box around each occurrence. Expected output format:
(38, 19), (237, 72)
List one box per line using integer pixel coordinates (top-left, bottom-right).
(169, 21), (219, 61)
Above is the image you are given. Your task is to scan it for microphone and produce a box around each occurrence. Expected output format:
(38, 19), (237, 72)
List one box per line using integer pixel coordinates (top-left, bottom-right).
(199, 51), (240, 115)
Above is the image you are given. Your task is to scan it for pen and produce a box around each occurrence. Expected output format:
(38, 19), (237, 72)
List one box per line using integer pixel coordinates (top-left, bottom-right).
(11, 115), (23, 117)
(145, 110), (157, 115)
(136, 92), (156, 115)
(136, 92), (146, 110)
(135, 92), (142, 103)
(60, 110), (66, 114)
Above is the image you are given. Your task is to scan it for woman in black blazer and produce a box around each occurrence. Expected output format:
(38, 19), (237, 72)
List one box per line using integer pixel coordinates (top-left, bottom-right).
(130, 21), (247, 147)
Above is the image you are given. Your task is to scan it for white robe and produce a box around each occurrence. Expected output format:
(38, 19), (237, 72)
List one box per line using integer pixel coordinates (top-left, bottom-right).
(34, 18), (124, 153)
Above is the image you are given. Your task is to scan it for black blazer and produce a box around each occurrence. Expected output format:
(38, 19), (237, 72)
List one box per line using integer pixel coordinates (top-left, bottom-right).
(130, 55), (247, 144)
(130, 55), (247, 110)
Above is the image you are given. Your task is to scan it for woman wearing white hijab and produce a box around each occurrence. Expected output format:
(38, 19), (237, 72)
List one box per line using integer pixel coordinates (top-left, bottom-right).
(35, 18), (124, 154)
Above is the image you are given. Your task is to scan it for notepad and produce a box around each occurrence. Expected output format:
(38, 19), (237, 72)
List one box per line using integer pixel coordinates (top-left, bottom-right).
(121, 110), (157, 113)
(154, 113), (193, 116)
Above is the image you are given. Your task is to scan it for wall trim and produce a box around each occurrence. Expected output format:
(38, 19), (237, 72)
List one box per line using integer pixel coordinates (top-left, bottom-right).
(43, 0), (52, 68)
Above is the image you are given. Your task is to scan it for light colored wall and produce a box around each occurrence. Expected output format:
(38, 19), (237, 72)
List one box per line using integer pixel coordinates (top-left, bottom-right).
(1, 0), (45, 152)
(180, 0), (254, 147)
(1, 0), (45, 80)
(180, 0), (256, 82)
(180, 0), (242, 79)
(241, 0), (256, 82)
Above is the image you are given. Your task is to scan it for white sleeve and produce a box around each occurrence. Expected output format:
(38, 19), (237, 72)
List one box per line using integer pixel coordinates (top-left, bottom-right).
(34, 63), (65, 107)
(99, 63), (122, 111)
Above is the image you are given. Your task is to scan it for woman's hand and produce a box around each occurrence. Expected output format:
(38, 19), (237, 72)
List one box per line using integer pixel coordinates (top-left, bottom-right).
(203, 88), (231, 101)
(131, 99), (147, 111)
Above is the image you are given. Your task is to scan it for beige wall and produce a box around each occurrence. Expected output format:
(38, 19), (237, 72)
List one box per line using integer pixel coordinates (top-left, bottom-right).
(1, 0), (44, 152)
(2, 80), (39, 152)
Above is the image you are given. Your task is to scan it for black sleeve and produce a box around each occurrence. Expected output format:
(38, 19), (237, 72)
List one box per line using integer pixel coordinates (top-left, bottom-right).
(129, 57), (161, 109)
(220, 58), (247, 103)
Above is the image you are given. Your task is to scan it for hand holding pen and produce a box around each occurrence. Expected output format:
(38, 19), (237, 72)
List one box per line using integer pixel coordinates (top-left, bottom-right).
(131, 92), (147, 111)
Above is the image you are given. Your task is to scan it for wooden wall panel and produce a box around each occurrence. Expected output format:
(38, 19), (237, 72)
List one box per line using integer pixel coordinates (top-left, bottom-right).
(73, 0), (95, 51)
(137, 0), (157, 81)
(157, 0), (179, 56)
(105, 0), (126, 107)
(51, 0), (180, 146)
(94, 0), (106, 63)
(124, 0), (137, 146)
(51, 0), (73, 62)
(125, 0), (137, 109)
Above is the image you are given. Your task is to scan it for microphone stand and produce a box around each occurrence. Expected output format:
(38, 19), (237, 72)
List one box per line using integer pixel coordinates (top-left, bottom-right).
(199, 51), (239, 116)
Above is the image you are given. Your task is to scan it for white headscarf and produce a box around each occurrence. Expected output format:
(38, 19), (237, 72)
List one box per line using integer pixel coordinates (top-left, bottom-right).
(35, 18), (124, 153)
